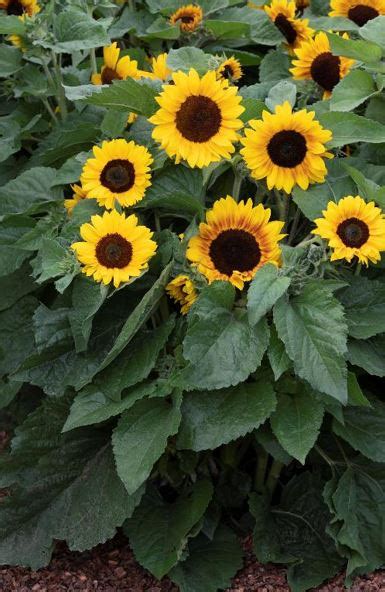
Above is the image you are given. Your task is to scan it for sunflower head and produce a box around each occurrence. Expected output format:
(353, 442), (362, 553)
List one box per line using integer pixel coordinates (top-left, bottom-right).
(295, 0), (309, 12)
(72, 210), (157, 288)
(170, 4), (203, 32)
(241, 101), (333, 194)
(166, 274), (197, 314)
(150, 52), (173, 81)
(265, 0), (314, 51)
(0, 0), (40, 16)
(313, 196), (385, 265)
(216, 57), (243, 83)
(329, 0), (385, 26)
(149, 69), (244, 169)
(187, 196), (285, 289)
(80, 139), (153, 210)
(64, 184), (87, 216)
(291, 32), (355, 98)
(91, 42), (140, 86)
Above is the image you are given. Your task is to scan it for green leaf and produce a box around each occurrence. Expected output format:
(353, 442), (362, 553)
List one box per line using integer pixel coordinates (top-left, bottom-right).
(240, 98), (265, 123)
(0, 296), (38, 376)
(324, 459), (385, 579)
(112, 394), (182, 495)
(0, 15), (26, 35)
(125, 480), (213, 579)
(0, 379), (21, 410)
(0, 397), (142, 569)
(43, 10), (110, 52)
(273, 282), (348, 402)
(205, 18), (250, 40)
(347, 372), (371, 407)
(0, 216), (34, 277)
(33, 305), (72, 354)
(331, 70), (378, 112)
(69, 277), (108, 352)
(0, 264), (36, 312)
(338, 277), (385, 339)
(360, 15), (385, 51)
(32, 238), (78, 293)
(169, 526), (243, 592)
(319, 111), (385, 148)
(0, 168), (62, 216)
(328, 32), (382, 63)
(0, 45), (22, 77)
(63, 320), (175, 431)
(85, 78), (158, 117)
(348, 335), (385, 377)
(247, 264), (291, 326)
(183, 283), (270, 390)
(270, 391), (324, 464)
(267, 325), (291, 380)
(251, 472), (343, 591)
(259, 49), (290, 83)
(266, 80), (296, 111)
(90, 263), (173, 379)
(177, 379), (277, 451)
(333, 399), (385, 462)
(167, 47), (212, 74)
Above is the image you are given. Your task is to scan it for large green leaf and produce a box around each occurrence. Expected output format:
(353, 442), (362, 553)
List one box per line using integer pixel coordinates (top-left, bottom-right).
(0, 216), (34, 277)
(85, 78), (158, 116)
(324, 459), (385, 579)
(69, 277), (108, 352)
(267, 325), (291, 380)
(0, 397), (142, 569)
(328, 32), (382, 62)
(331, 70), (379, 112)
(125, 480), (213, 579)
(360, 15), (385, 50)
(42, 10), (110, 52)
(169, 526), (243, 592)
(348, 335), (385, 377)
(0, 296), (38, 376)
(0, 168), (62, 216)
(112, 394), (182, 495)
(333, 399), (385, 462)
(273, 282), (348, 402)
(177, 379), (276, 451)
(0, 44), (22, 77)
(319, 111), (385, 148)
(338, 277), (385, 339)
(182, 282), (270, 390)
(270, 391), (324, 464)
(166, 47), (212, 74)
(251, 473), (343, 592)
(0, 264), (36, 312)
(247, 264), (291, 326)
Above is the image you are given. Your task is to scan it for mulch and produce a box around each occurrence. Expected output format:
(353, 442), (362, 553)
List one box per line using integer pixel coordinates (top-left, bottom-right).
(1, 534), (385, 592)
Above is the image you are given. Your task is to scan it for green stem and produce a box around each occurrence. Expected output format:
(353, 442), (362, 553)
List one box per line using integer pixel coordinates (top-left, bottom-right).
(232, 170), (243, 203)
(266, 459), (284, 497)
(159, 295), (170, 324)
(355, 262), (362, 276)
(42, 98), (58, 124)
(51, 51), (68, 120)
(288, 208), (301, 245)
(89, 48), (98, 76)
(41, 59), (55, 91)
(154, 211), (162, 233)
(254, 449), (268, 493)
(297, 236), (319, 248)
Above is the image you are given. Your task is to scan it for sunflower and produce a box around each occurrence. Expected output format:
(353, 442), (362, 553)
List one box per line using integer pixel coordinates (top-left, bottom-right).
(80, 139), (153, 210)
(150, 53), (173, 81)
(149, 69), (244, 169)
(329, 0), (385, 26)
(187, 196), (285, 289)
(240, 101), (333, 194)
(72, 210), (157, 288)
(64, 184), (87, 215)
(216, 57), (243, 83)
(265, 0), (314, 51)
(0, 0), (39, 15)
(295, 0), (309, 12)
(313, 196), (385, 265)
(170, 4), (203, 32)
(91, 42), (141, 86)
(166, 275), (197, 314)
(291, 32), (355, 98)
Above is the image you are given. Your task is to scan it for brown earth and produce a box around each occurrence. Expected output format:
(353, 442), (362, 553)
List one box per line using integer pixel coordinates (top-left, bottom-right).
(1, 534), (385, 592)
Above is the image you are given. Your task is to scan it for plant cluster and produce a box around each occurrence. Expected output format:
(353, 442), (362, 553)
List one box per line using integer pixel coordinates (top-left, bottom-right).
(1, 1), (385, 591)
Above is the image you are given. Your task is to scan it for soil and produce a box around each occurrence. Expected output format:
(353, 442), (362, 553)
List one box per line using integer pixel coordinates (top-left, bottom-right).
(1, 534), (385, 592)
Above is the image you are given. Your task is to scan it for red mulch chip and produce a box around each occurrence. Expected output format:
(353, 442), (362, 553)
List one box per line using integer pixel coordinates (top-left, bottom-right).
(1, 534), (385, 592)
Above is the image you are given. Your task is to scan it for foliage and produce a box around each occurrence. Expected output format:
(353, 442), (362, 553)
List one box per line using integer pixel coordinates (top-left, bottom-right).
(1, 1), (385, 591)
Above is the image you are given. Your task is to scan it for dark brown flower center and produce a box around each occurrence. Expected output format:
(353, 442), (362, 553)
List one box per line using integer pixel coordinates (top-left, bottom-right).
(209, 229), (261, 276)
(337, 217), (369, 248)
(96, 233), (133, 268)
(267, 130), (307, 168)
(6, 0), (25, 15)
(179, 14), (194, 23)
(274, 13), (297, 45)
(221, 64), (235, 79)
(310, 52), (341, 92)
(100, 159), (135, 193)
(175, 95), (222, 143)
(101, 67), (121, 85)
(348, 5), (379, 26)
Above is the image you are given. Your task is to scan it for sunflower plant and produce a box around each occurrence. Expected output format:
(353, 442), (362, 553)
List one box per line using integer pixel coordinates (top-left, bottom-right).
(2, 1), (385, 591)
